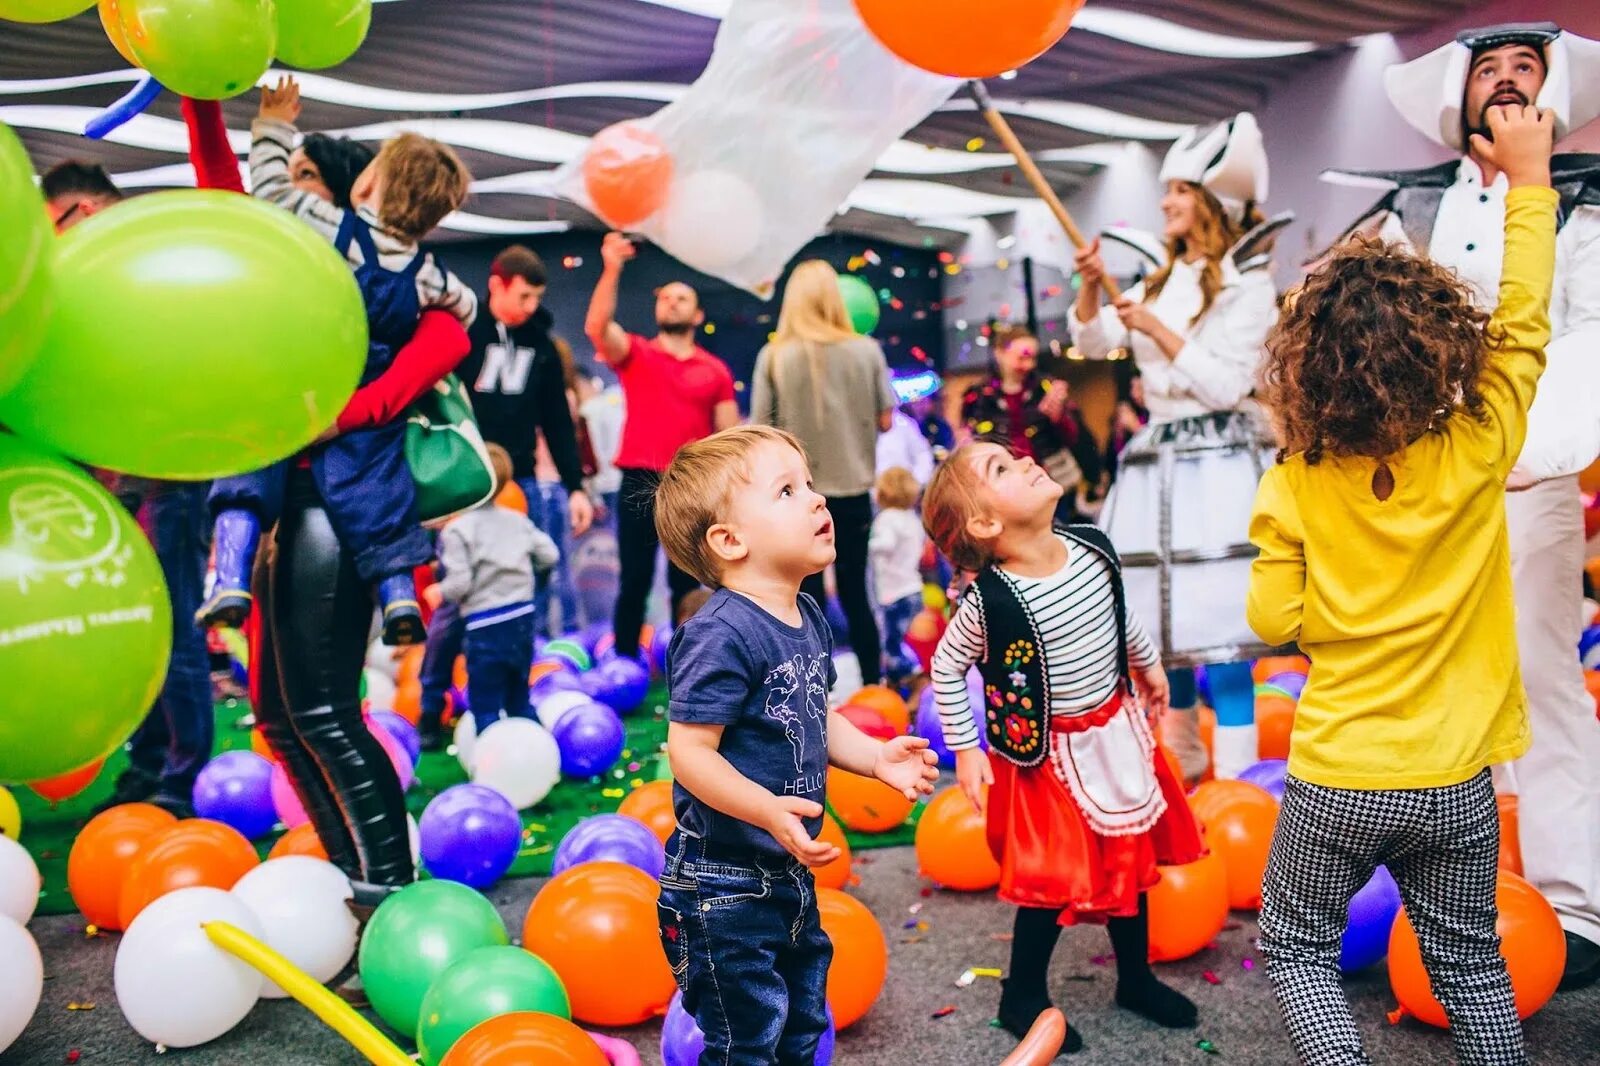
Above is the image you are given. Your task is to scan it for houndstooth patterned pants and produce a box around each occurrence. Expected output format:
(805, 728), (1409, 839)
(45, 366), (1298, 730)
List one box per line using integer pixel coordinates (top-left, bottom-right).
(1259, 770), (1525, 1066)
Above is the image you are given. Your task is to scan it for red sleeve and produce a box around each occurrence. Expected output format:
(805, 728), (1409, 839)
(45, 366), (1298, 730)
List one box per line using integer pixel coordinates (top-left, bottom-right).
(182, 97), (244, 194)
(335, 311), (471, 433)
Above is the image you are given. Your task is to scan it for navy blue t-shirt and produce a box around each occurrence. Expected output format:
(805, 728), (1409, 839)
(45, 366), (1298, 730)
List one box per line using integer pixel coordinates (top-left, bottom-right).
(666, 588), (836, 861)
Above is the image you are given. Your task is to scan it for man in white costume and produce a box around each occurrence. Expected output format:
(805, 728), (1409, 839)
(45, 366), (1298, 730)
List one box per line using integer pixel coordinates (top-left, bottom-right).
(1330, 21), (1600, 989)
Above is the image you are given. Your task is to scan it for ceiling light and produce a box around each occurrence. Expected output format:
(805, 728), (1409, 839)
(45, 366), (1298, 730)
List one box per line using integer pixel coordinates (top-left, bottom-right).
(939, 97), (1189, 140)
(1071, 9), (1316, 59)
(437, 213), (572, 236)
(847, 179), (1025, 221)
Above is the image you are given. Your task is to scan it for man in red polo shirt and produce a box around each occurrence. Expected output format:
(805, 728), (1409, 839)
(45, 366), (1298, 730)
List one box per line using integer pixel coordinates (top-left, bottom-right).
(586, 231), (739, 658)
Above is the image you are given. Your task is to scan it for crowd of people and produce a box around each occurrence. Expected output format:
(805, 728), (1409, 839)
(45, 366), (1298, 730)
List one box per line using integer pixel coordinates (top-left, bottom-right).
(33, 16), (1600, 1066)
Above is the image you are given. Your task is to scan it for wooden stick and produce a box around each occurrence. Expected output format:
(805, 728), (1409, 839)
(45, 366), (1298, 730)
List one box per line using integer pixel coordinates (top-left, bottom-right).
(968, 80), (1120, 301)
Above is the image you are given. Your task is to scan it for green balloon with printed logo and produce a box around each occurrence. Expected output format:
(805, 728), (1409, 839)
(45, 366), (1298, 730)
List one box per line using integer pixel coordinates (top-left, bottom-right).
(837, 273), (881, 335)
(0, 121), (52, 400)
(0, 0), (94, 22)
(118, 0), (277, 99)
(0, 432), (172, 783)
(274, 0), (372, 69)
(0, 189), (366, 479)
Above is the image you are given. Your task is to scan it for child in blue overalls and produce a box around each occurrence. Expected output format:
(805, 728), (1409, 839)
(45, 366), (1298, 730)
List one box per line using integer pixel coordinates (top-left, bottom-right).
(198, 77), (477, 644)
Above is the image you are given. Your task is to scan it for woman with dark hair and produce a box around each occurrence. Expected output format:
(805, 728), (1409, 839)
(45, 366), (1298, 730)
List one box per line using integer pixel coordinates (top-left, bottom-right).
(1071, 113), (1285, 783)
(291, 133), (374, 210)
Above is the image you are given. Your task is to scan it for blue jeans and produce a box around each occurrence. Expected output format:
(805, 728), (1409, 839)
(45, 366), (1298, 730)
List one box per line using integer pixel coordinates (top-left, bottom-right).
(880, 592), (923, 680)
(1170, 660), (1255, 726)
(520, 477), (576, 638)
(658, 832), (833, 1066)
(128, 484), (215, 799)
(463, 609), (534, 731)
(419, 597), (464, 722)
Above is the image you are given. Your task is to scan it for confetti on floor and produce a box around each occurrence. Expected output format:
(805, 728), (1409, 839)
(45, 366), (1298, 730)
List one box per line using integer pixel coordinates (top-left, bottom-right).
(1203, 970), (1221, 985)
(1197, 1038), (1220, 1055)
(931, 1006), (957, 1019)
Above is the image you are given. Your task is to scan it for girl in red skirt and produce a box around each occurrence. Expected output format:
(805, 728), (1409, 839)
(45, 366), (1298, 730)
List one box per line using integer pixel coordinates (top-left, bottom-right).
(924, 441), (1203, 1056)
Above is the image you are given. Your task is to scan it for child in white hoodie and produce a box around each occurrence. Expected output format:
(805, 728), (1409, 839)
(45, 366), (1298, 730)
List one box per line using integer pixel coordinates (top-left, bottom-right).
(869, 466), (927, 682)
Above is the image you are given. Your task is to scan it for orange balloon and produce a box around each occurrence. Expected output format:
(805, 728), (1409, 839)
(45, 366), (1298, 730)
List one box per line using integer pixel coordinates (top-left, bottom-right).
(67, 803), (177, 930)
(117, 818), (261, 929)
(31, 759), (105, 803)
(1147, 851), (1230, 962)
(1497, 793), (1523, 877)
(250, 727), (279, 763)
(495, 478), (528, 514)
(530, 659), (563, 686)
(99, 0), (140, 66)
(1254, 695), (1296, 761)
(827, 767), (914, 833)
(395, 646), (425, 687)
(392, 680), (423, 726)
(853, 0), (1084, 79)
(1389, 870), (1565, 1027)
(1252, 655), (1309, 685)
(814, 812), (853, 891)
(523, 862), (675, 1026)
(441, 1012), (607, 1066)
(1187, 781), (1278, 910)
(914, 787), (999, 892)
(268, 822), (331, 862)
(817, 887), (888, 1029)
(847, 685), (910, 733)
(583, 122), (674, 227)
(452, 655), (469, 692)
(1585, 670), (1600, 720)
(617, 781), (677, 845)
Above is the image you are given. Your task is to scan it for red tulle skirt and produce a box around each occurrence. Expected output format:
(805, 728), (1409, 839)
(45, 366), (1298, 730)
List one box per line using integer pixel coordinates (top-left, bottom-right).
(986, 702), (1203, 925)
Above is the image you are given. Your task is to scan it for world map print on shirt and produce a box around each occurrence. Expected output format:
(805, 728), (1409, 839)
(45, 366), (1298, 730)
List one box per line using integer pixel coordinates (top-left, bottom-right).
(666, 589), (835, 860)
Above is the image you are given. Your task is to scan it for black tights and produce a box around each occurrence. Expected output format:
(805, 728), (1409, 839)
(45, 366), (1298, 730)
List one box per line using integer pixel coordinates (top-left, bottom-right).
(1008, 895), (1154, 1002)
(253, 474), (412, 900)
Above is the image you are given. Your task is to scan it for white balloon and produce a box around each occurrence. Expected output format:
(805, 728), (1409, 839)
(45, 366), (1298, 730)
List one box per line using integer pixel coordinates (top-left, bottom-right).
(0, 835), (40, 925)
(114, 887), (264, 1048)
(453, 713), (478, 773)
(364, 640), (399, 682)
(535, 690), (597, 732)
(658, 170), (764, 272)
(0, 916), (41, 1055)
(229, 857), (357, 999)
(362, 669), (397, 711)
(472, 718), (562, 810)
(406, 813), (421, 866)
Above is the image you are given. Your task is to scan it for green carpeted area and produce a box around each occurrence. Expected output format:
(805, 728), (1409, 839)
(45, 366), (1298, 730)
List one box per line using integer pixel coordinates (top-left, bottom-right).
(13, 685), (921, 919)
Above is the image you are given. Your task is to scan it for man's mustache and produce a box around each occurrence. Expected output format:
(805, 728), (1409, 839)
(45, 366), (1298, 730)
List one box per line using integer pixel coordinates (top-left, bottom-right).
(1480, 87), (1531, 119)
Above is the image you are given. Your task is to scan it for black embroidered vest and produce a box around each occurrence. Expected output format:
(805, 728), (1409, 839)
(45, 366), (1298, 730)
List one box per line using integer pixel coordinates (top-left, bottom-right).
(967, 525), (1133, 768)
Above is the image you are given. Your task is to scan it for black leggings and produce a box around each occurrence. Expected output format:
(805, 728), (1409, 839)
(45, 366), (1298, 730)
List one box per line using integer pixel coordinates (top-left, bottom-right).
(614, 467), (700, 658)
(801, 493), (881, 686)
(253, 472), (412, 899)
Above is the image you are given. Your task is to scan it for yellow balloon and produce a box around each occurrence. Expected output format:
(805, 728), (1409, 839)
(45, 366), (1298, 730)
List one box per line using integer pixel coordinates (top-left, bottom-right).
(0, 786), (19, 839)
(98, 0), (140, 66)
(203, 922), (412, 1066)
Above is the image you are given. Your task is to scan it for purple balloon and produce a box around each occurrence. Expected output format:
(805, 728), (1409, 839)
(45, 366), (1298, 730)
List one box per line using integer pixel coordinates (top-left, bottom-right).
(595, 657), (650, 713)
(552, 702), (627, 777)
(662, 991), (834, 1066)
(552, 814), (664, 880)
(192, 751), (277, 839)
(650, 626), (673, 675)
(529, 669), (585, 709)
(450, 683), (470, 715)
(914, 670), (987, 769)
(578, 622), (611, 656)
(1266, 671), (1307, 700)
(419, 784), (522, 889)
(1340, 865), (1401, 973)
(369, 709), (420, 766)
(1236, 758), (1288, 801)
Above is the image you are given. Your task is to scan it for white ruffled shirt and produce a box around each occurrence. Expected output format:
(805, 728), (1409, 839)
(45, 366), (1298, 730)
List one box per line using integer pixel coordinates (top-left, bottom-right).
(1069, 257), (1279, 426)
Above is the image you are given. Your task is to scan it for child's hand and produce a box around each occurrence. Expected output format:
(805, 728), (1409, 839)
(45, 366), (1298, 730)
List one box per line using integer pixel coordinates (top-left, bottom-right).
(761, 796), (840, 867)
(873, 735), (940, 801)
(422, 584), (443, 610)
(954, 747), (993, 814)
(1133, 663), (1170, 721)
(259, 75), (301, 125)
(1470, 104), (1553, 188)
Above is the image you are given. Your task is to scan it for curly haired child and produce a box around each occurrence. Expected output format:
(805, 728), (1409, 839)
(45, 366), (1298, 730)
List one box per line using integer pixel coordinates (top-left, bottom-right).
(923, 440), (1203, 1056)
(1248, 104), (1557, 1065)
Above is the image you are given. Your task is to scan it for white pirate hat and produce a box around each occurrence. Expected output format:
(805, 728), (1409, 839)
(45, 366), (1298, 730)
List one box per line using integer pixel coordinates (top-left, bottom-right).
(1384, 21), (1600, 151)
(1157, 112), (1267, 223)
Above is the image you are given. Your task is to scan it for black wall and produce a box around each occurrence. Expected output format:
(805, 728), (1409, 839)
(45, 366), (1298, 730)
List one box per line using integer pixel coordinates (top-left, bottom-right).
(427, 230), (947, 413)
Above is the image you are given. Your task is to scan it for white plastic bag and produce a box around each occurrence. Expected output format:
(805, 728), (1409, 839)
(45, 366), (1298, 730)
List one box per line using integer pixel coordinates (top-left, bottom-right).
(552, 0), (957, 295)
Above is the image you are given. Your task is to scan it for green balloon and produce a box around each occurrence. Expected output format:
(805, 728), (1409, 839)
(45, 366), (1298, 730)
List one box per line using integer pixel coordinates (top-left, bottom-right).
(120, 0), (276, 99)
(543, 639), (590, 672)
(0, 122), (52, 399)
(0, 0), (95, 22)
(416, 946), (570, 1065)
(357, 880), (510, 1038)
(837, 273), (881, 334)
(0, 432), (172, 783)
(0, 189), (366, 480)
(274, 0), (372, 69)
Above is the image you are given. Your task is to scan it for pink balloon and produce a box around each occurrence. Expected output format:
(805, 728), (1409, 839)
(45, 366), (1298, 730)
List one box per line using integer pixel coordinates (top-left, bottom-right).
(269, 761), (309, 828)
(371, 718), (414, 791)
(589, 1032), (643, 1066)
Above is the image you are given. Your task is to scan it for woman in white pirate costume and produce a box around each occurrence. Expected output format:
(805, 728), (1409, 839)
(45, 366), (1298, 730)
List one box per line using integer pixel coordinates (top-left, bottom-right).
(1324, 20), (1600, 992)
(1070, 113), (1289, 782)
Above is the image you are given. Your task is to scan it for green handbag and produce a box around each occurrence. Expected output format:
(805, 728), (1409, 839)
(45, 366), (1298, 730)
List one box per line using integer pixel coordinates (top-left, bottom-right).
(406, 373), (496, 525)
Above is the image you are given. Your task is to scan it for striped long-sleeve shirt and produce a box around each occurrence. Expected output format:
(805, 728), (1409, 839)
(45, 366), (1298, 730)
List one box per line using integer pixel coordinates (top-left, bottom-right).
(250, 118), (477, 328)
(931, 534), (1160, 751)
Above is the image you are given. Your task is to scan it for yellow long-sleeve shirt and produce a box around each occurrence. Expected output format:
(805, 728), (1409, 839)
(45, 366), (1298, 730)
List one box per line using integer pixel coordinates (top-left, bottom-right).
(1246, 185), (1558, 790)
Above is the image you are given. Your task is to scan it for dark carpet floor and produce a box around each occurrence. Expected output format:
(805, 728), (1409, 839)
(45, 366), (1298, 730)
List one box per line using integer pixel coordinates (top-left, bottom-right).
(7, 845), (1598, 1066)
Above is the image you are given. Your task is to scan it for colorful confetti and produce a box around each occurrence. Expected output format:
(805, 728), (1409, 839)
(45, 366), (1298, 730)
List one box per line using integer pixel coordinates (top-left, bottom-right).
(1089, 953), (1115, 966)
(1197, 1038), (1219, 1055)
(1241, 959), (1255, 971)
(1202, 970), (1221, 986)
(908, 902), (923, 915)
(956, 970), (976, 988)
(964, 137), (985, 151)
(66, 1002), (95, 1011)
(931, 1005), (957, 1019)
(66, 1051), (81, 1064)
